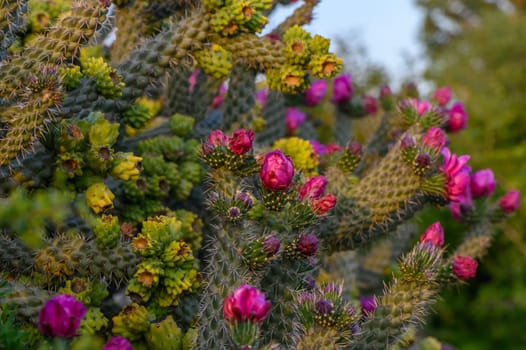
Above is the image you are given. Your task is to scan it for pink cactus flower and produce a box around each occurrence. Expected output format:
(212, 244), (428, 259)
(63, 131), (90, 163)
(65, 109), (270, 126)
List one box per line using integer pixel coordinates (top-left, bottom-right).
(223, 284), (271, 323)
(449, 190), (473, 221)
(403, 98), (432, 116)
(422, 127), (448, 151)
(305, 80), (328, 107)
(228, 129), (254, 155)
(380, 84), (392, 98)
(286, 107), (307, 135)
(420, 222), (445, 247)
(452, 256), (478, 280)
(207, 129), (228, 146)
(299, 176), (327, 200)
(260, 150), (294, 191)
(312, 193), (337, 215)
(447, 102), (468, 133)
(212, 83), (228, 109)
(440, 148), (471, 203)
(363, 95), (379, 115)
(325, 143), (342, 154)
(499, 190), (520, 214)
(38, 294), (87, 338)
(433, 86), (452, 106)
(470, 169), (496, 197)
(102, 336), (133, 350)
(296, 234), (319, 256)
(331, 73), (353, 104)
(188, 69), (199, 93)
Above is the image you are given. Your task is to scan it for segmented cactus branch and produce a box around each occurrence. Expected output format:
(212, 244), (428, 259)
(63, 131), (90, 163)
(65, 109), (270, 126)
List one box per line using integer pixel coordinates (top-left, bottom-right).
(0, 0), (28, 60)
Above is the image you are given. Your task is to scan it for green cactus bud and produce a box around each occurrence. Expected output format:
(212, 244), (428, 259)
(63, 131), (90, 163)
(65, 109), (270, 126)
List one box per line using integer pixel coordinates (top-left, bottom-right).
(112, 303), (152, 341)
(195, 44), (233, 80)
(182, 327), (198, 350)
(127, 278), (154, 302)
(87, 113), (120, 148)
(309, 35), (331, 55)
(267, 65), (308, 94)
(86, 145), (115, 173)
(85, 182), (115, 214)
(284, 37), (311, 65)
(82, 56), (125, 98)
(145, 315), (183, 350)
(58, 278), (92, 305)
(78, 308), (109, 335)
(169, 114), (195, 137)
(57, 152), (84, 178)
(308, 53), (343, 79)
(122, 102), (154, 129)
(59, 65), (83, 90)
(210, 6), (241, 36)
(244, 12), (268, 33)
(283, 24), (312, 42)
(93, 214), (121, 248)
(142, 216), (183, 245)
(163, 268), (199, 302)
(132, 232), (159, 257)
(111, 152), (143, 181)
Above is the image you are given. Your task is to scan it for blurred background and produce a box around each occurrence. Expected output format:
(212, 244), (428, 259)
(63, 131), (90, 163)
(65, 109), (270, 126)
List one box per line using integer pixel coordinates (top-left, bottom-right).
(271, 1), (526, 349)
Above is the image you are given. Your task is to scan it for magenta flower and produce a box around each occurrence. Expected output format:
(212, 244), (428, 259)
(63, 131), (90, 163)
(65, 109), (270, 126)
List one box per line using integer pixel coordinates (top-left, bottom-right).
(422, 127), (448, 151)
(223, 284), (271, 323)
(296, 233), (319, 256)
(263, 236), (281, 256)
(499, 190), (520, 214)
(433, 86), (452, 106)
(212, 83), (228, 109)
(452, 256), (478, 280)
(440, 148), (471, 203)
(347, 141), (363, 156)
(299, 176), (327, 200)
(325, 143), (342, 154)
(402, 98), (432, 116)
(363, 95), (379, 115)
(228, 129), (254, 155)
(102, 336), (133, 350)
(260, 150), (294, 191)
(188, 69), (199, 93)
(420, 221), (445, 247)
(305, 79), (327, 106)
(208, 129), (228, 146)
(449, 190), (473, 221)
(470, 169), (496, 197)
(38, 294), (87, 338)
(286, 107), (306, 135)
(359, 295), (377, 315)
(331, 73), (353, 104)
(312, 193), (337, 215)
(447, 102), (468, 133)
(310, 140), (327, 156)
(380, 84), (392, 99)
(255, 88), (268, 107)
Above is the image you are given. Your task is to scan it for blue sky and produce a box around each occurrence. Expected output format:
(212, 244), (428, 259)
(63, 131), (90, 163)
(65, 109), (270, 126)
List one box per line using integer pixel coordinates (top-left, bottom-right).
(267, 1), (425, 85)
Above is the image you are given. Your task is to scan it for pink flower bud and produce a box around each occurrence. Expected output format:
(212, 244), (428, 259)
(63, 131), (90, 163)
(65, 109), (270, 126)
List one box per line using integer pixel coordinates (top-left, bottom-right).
(305, 80), (327, 106)
(103, 336), (133, 350)
(208, 129), (228, 146)
(433, 86), (452, 106)
(255, 88), (268, 107)
(359, 295), (377, 314)
(229, 129), (254, 155)
(286, 107), (306, 135)
(188, 69), (199, 93)
(470, 169), (496, 197)
(260, 150), (294, 191)
(422, 127), (448, 151)
(223, 284), (271, 323)
(419, 222), (445, 247)
(452, 256), (478, 280)
(212, 84), (228, 109)
(263, 236), (281, 255)
(325, 143), (342, 154)
(38, 294), (87, 338)
(363, 95), (379, 115)
(447, 102), (468, 133)
(331, 74), (353, 104)
(310, 140), (327, 156)
(380, 85), (392, 98)
(296, 234), (319, 256)
(299, 176), (327, 200)
(403, 98), (432, 116)
(499, 190), (520, 214)
(347, 141), (363, 156)
(312, 193), (337, 214)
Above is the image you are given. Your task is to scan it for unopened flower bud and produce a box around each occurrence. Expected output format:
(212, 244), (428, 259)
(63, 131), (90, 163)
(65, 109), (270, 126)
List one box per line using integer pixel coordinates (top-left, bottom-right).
(208, 129), (228, 146)
(229, 129), (254, 155)
(296, 234), (319, 256)
(420, 222), (445, 247)
(400, 135), (415, 150)
(286, 107), (307, 135)
(433, 86), (452, 106)
(359, 295), (377, 315)
(363, 95), (378, 115)
(236, 191), (253, 207)
(499, 190), (520, 214)
(260, 150), (295, 191)
(263, 236), (281, 255)
(315, 299), (333, 315)
(305, 80), (327, 107)
(312, 193), (337, 214)
(452, 256), (478, 280)
(422, 127), (448, 151)
(299, 176), (327, 200)
(447, 102), (468, 133)
(331, 73), (353, 104)
(228, 206), (241, 220)
(470, 169), (496, 197)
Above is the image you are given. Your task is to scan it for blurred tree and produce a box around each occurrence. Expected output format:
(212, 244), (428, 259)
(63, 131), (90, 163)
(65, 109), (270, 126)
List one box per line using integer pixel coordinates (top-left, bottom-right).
(416, 1), (526, 349)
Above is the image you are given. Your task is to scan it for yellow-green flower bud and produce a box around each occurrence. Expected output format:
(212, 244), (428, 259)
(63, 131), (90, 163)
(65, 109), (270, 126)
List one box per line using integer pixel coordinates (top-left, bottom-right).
(144, 316), (183, 350)
(112, 303), (151, 340)
(169, 113), (195, 137)
(87, 113), (120, 147)
(86, 183), (115, 214)
(111, 153), (143, 181)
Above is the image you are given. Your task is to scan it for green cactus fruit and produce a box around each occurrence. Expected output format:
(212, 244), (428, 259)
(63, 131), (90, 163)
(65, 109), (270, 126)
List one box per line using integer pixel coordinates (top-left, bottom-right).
(85, 182), (115, 214)
(92, 214), (121, 249)
(309, 35), (331, 55)
(58, 278), (93, 305)
(87, 113), (120, 148)
(163, 268), (199, 301)
(112, 303), (152, 341)
(142, 215), (183, 247)
(127, 278), (154, 303)
(195, 44), (233, 80)
(56, 152), (84, 178)
(132, 232), (160, 257)
(169, 114), (195, 137)
(78, 308), (109, 335)
(122, 102), (154, 130)
(145, 315), (183, 350)
(59, 65), (83, 90)
(267, 64), (308, 94)
(284, 36), (311, 65)
(182, 327), (198, 350)
(134, 260), (164, 289)
(122, 178), (149, 200)
(308, 53), (343, 79)
(82, 56), (125, 98)
(85, 145), (115, 173)
(111, 152), (143, 181)
(283, 24), (312, 42)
